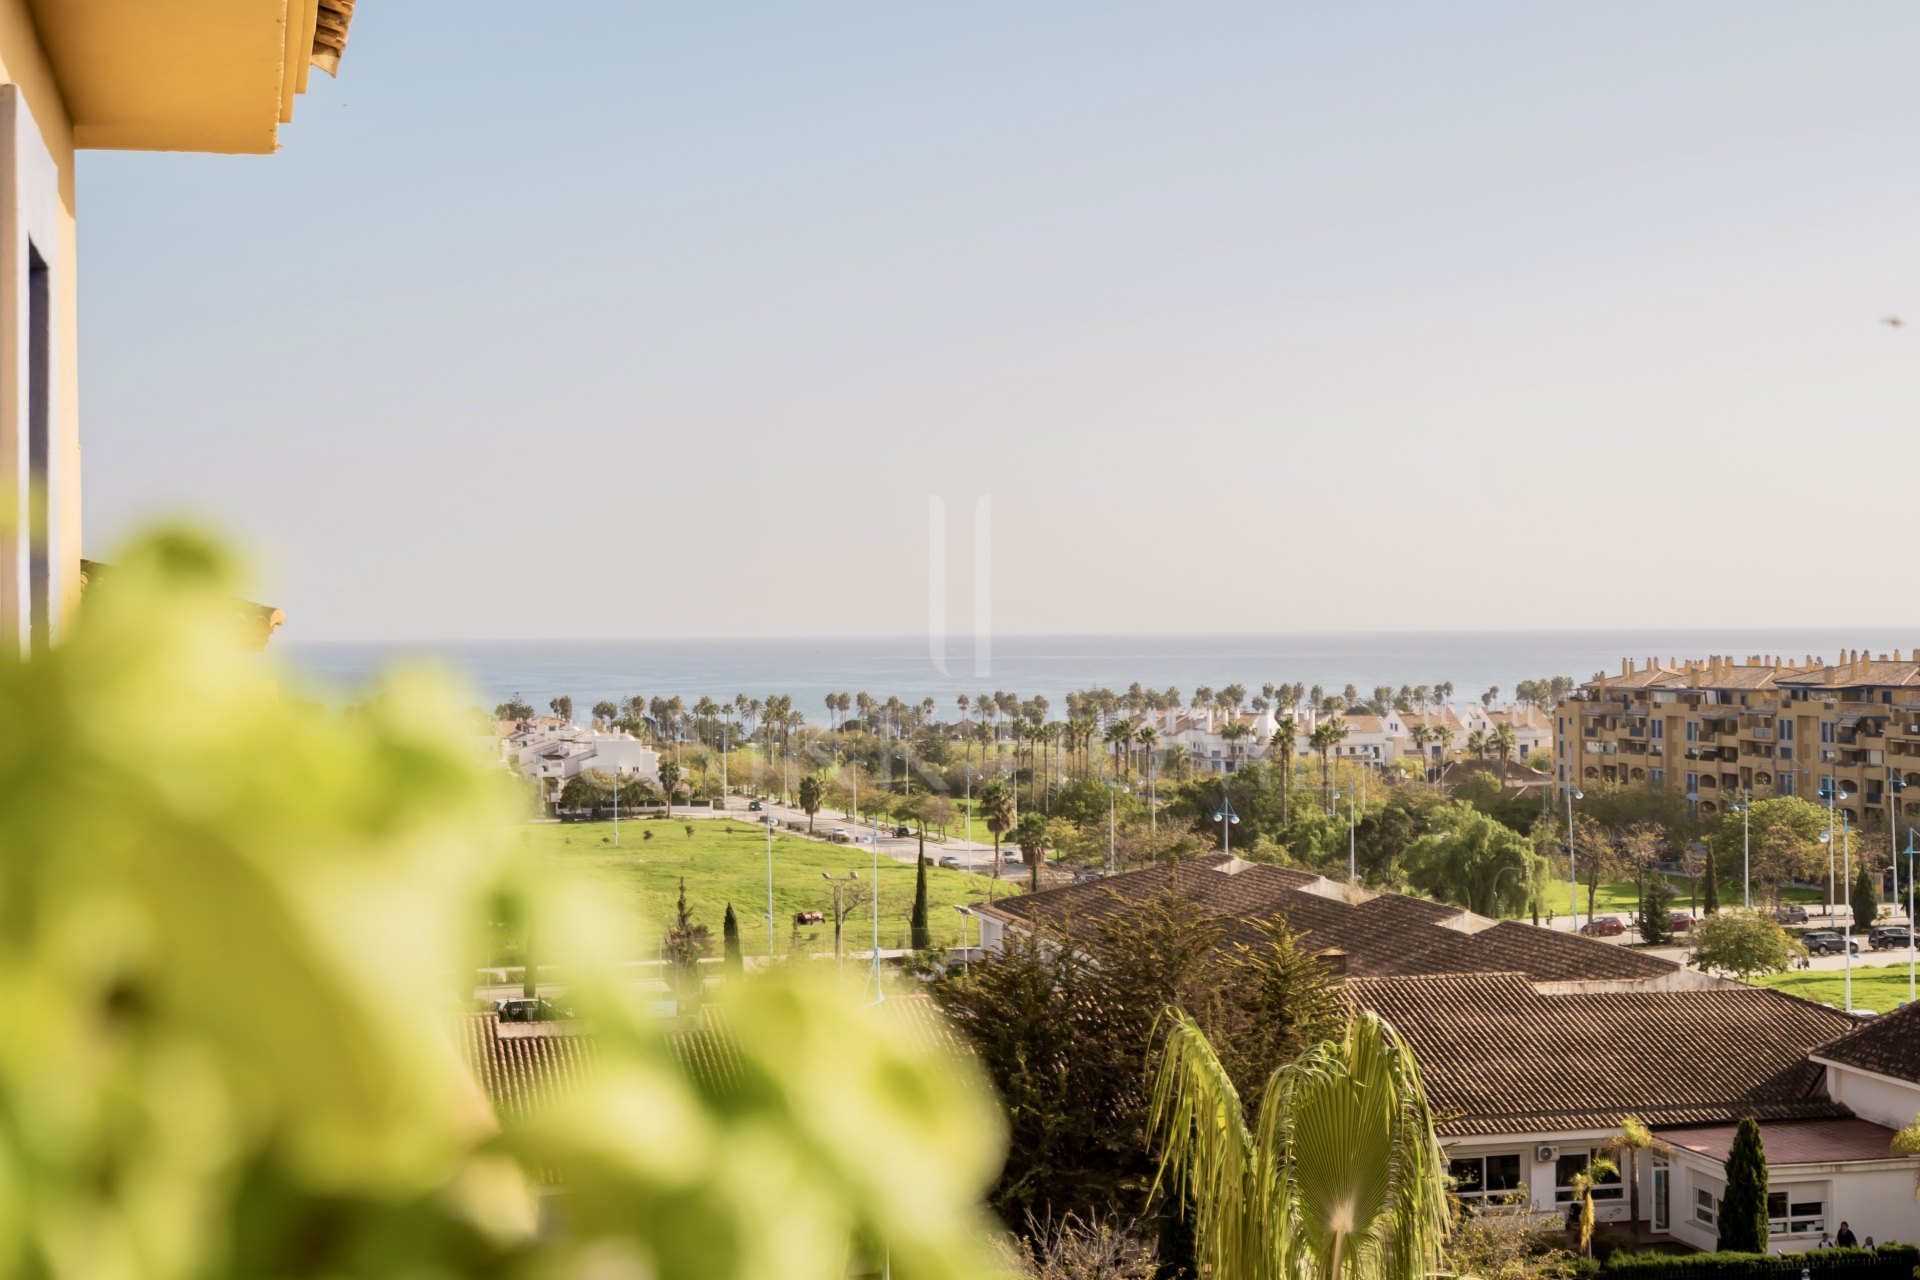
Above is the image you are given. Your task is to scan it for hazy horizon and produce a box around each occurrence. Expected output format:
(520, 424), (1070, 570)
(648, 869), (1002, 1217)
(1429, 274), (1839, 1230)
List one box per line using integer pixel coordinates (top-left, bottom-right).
(77, 3), (1920, 642)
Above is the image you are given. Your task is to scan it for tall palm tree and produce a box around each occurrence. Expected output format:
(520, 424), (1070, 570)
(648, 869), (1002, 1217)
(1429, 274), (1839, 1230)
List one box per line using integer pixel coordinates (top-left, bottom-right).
(981, 780), (1016, 885)
(1408, 724), (1433, 780)
(1221, 720), (1253, 772)
(1310, 717), (1348, 810)
(1272, 713), (1297, 828)
(1137, 723), (1161, 836)
(1432, 725), (1455, 769)
(1466, 729), (1488, 759)
(1105, 719), (1135, 779)
(1490, 722), (1518, 762)
(1148, 1010), (1450, 1280)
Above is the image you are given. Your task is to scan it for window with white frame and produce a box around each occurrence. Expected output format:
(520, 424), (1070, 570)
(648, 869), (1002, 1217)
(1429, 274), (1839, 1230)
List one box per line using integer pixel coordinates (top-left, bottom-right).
(1448, 1153), (1523, 1201)
(1766, 1189), (1826, 1237)
(1694, 1186), (1717, 1228)
(1553, 1150), (1623, 1203)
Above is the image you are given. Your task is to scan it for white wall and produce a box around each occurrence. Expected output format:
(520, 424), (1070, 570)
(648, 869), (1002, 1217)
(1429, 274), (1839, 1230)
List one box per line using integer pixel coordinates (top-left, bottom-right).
(1820, 1062), (1920, 1131)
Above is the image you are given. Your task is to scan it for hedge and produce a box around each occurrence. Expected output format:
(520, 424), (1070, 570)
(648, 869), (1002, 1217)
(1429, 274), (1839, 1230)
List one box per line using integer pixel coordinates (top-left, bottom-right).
(1605, 1244), (1918, 1276)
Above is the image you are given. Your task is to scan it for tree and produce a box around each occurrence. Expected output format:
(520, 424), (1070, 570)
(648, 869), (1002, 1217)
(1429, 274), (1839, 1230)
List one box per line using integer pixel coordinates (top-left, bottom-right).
(910, 853), (932, 952)
(1147, 1010), (1451, 1280)
(592, 699), (619, 724)
(664, 877), (712, 999)
(1016, 810), (1057, 891)
(982, 780), (1016, 879)
(1309, 718), (1348, 809)
(559, 769), (612, 811)
(1272, 715), (1298, 826)
(1893, 1114), (1920, 1203)
(493, 695), (534, 721)
(1605, 1116), (1666, 1246)
(1690, 910), (1797, 979)
(1399, 803), (1541, 916)
(1717, 1117), (1768, 1252)
(1637, 875), (1674, 945)
(1851, 861), (1879, 931)
(1490, 722), (1517, 761)
(798, 772), (825, 832)
(550, 695), (574, 722)
(1568, 1156), (1618, 1256)
(1702, 845), (1720, 914)
(722, 901), (744, 976)
(658, 758), (683, 816)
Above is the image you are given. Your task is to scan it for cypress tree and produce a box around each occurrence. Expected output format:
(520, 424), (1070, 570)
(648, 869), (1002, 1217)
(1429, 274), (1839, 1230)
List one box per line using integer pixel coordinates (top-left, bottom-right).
(722, 901), (743, 976)
(1850, 862), (1879, 931)
(1703, 846), (1720, 914)
(910, 852), (932, 952)
(1717, 1116), (1768, 1252)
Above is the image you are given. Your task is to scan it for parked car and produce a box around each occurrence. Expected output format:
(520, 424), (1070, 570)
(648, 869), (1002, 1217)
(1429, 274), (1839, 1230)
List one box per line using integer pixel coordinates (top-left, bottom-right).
(1071, 866), (1104, 883)
(937, 855), (961, 869)
(1668, 911), (1696, 933)
(747, 800), (762, 812)
(1774, 904), (1810, 924)
(1579, 916), (1627, 937)
(760, 814), (778, 826)
(1869, 927), (1916, 951)
(1803, 931), (1859, 956)
(893, 825), (912, 838)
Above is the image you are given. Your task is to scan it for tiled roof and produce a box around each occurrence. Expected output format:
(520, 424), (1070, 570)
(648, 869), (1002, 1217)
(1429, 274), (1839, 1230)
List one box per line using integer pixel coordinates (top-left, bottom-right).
(1663, 1118), (1914, 1166)
(1778, 661), (1920, 689)
(1812, 1000), (1920, 1084)
(984, 858), (1675, 983)
(1347, 972), (1857, 1136)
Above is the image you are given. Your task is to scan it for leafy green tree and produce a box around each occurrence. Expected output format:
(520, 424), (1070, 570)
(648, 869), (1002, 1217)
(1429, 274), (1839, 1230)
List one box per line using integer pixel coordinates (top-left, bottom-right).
(933, 890), (1341, 1234)
(910, 853), (932, 951)
(1852, 861), (1879, 931)
(798, 772), (825, 832)
(722, 901), (744, 975)
(1702, 845), (1720, 914)
(1399, 803), (1541, 916)
(550, 694), (574, 722)
(494, 695), (534, 721)
(592, 699), (618, 723)
(1148, 1010), (1451, 1280)
(658, 757), (683, 816)
(559, 768), (613, 810)
(1717, 1118), (1768, 1252)
(1690, 909), (1796, 979)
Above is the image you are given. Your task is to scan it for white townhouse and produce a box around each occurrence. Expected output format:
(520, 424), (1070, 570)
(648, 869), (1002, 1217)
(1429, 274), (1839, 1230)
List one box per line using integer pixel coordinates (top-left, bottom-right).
(499, 719), (661, 800)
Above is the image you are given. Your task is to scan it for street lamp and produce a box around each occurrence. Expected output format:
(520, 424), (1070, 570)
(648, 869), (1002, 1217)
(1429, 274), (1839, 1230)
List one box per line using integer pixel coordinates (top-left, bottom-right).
(1564, 786), (1584, 929)
(1819, 778), (1851, 926)
(765, 798), (776, 961)
(1106, 781), (1130, 875)
(1211, 787), (1240, 858)
(1904, 827), (1918, 1006)
(1820, 817), (1856, 1012)
(1331, 787), (1358, 883)
(1730, 792), (1752, 910)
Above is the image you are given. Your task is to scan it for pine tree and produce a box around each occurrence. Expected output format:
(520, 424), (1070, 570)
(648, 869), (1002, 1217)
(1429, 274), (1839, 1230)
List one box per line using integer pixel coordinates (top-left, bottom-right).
(1703, 846), (1720, 914)
(1639, 875), (1675, 946)
(1850, 862), (1879, 931)
(910, 852), (932, 952)
(722, 901), (743, 976)
(1717, 1117), (1768, 1252)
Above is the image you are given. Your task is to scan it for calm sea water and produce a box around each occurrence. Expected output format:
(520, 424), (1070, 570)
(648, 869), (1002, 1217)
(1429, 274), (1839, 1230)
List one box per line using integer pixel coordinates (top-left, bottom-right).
(279, 629), (1920, 715)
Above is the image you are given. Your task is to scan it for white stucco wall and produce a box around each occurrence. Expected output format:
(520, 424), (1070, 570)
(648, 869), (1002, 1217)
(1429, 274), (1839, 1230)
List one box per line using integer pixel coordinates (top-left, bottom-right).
(1819, 1061), (1920, 1131)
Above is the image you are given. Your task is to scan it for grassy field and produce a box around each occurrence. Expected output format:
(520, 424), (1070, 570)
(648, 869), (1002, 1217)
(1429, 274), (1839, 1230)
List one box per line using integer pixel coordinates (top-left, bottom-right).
(1750, 964), (1919, 1012)
(1578, 875), (1822, 918)
(523, 817), (1014, 957)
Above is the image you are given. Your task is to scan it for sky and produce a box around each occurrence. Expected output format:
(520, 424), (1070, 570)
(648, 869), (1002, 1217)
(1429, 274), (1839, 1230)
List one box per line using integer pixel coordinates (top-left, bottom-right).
(77, 3), (1920, 642)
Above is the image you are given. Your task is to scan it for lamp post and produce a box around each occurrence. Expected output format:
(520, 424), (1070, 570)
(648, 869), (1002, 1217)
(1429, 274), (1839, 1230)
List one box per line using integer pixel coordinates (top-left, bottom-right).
(1819, 778), (1850, 926)
(1821, 815), (1856, 1012)
(611, 765), (620, 846)
(1332, 787), (1358, 883)
(1106, 781), (1130, 875)
(765, 798), (776, 961)
(1905, 827), (1917, 1005)
(1212, 785), (1240, 858)
(963, 767), (974, 871)
(1564, 786), (1584, 929)
(1730, 791), (1752, 910)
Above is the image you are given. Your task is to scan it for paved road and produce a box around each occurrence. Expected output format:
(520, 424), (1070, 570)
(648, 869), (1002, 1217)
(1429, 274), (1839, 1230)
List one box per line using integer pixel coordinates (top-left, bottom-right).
(740, 797), (1018, 877)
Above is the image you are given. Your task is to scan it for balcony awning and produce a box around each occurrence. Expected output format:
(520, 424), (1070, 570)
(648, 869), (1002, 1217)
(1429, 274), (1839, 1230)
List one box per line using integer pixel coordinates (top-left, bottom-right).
(78, 559), (284, 651)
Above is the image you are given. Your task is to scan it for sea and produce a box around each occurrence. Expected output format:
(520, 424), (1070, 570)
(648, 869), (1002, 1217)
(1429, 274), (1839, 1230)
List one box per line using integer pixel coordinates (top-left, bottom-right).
(278, 629), (1920, 716)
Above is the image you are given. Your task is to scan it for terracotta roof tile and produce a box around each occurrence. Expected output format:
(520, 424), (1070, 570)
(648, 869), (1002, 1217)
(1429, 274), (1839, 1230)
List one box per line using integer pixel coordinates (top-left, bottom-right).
(1812, 1000), (1920, 1084)
(1347, 972), (1857, 1136)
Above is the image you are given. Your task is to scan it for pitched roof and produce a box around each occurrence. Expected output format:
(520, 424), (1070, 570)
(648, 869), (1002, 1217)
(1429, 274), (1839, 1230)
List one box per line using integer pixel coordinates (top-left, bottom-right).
(1439, 759), (1553, 793)
(983, 858), (1676, 984)
(1778, 661), (1920, 689)
(1348, 972), (1857, 1136)
(1662, 1118), (1914, 1166)
(1811, 999), (1920, 1084)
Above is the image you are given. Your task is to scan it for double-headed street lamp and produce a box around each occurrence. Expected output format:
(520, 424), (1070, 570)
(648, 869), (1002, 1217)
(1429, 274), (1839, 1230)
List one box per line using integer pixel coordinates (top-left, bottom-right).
(1729, 791), (1753, 910)
(1819, 777), (1851, 926)
(1819, 815), (1856, 1013)
(1212, 783), (1240, 858)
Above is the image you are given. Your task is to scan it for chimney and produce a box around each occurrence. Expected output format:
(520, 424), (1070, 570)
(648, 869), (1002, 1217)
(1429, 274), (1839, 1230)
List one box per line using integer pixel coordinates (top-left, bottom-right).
(1622, 658), (1630, 677)
(1314, 948), (1350, 977)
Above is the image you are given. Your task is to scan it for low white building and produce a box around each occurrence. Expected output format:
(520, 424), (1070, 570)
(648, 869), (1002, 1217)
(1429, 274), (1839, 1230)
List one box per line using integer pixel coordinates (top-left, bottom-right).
(500, 719), (660, 800)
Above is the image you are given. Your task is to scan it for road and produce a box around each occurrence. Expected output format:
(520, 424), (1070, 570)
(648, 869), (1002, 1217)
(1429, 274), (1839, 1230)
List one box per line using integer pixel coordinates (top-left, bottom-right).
(739, 796), (1016, 876)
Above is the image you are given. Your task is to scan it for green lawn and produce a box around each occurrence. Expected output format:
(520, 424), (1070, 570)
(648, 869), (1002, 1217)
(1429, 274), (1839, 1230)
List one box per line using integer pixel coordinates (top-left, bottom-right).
(523, 818), (1014, 957)
(1575, 875), (1823, 919)
(1750, 964), (1920, 1013)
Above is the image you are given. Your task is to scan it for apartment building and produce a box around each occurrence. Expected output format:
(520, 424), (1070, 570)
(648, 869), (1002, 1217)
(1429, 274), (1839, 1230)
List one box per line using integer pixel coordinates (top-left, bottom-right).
(1553, 652), (1920, 829)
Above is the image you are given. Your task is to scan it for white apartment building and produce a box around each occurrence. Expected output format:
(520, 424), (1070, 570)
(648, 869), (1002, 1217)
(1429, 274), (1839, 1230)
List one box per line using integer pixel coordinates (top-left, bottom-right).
(499, 719), (660, 799)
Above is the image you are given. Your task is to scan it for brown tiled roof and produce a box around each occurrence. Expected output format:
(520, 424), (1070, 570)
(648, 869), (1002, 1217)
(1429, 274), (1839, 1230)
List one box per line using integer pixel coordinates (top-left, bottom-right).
(1348, 972), (1857, 1136)
(1663, 1118), (1914, 1166)
(1778, 661), (1920, 689)
(985, 858), (1676, 983)
(1811, 1000), (1920, 1084)
(1439, 759), (1551, 791)
(1583, 666), (1686, 691)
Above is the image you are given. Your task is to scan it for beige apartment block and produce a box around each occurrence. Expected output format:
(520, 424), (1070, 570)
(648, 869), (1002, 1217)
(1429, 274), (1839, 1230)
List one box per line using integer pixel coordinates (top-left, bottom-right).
(1552, 652), (1920, 831)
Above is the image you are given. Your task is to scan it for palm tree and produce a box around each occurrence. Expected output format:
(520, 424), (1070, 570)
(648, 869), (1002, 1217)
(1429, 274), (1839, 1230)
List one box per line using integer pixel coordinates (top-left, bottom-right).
(1221, 720), (1253, 772)
(1894, 1115), (1920, 1201)
(1408, 724), (1433, 781)
(1466, 729), (1489, 759)
(1272, 714), (1297, 828)
(1148, 1010), (1450, 1280)
(797, 772), (825, 833)
(1569, 1156), (1619, 1256)
(1310, 717), (1348, 810)
(1606, 1115), (1670, 1244)
(1432, 725), (1455, 769)
(1105, 719), (1135, 779)
(981, 780), (1016, 884)
(1490, 722), (1518, 762)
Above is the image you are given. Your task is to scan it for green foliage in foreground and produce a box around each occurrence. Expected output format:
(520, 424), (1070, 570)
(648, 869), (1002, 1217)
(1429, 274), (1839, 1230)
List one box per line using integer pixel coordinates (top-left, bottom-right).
(1606, 1245), (1918, 1272)
(0, 531), (1004, 1280)
(523, 818), (1004, 955)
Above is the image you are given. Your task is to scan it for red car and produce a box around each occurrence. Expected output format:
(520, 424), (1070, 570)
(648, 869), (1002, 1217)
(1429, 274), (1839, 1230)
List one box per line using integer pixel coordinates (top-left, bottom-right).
(1668, 911), (1696, 933)
(1579, 916), (1627, 937)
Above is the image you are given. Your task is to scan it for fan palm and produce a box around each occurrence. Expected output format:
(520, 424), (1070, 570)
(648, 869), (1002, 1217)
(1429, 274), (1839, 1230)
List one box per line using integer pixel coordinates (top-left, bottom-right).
(1490, 722), (1518, 761)
(1148, 1010), (1450, 1280)
(1272, 714), (1298, 827)
(1310, 718), (1349, 810)
(1465, 729), (1488, 759)
(1894, 1115), (1920, 1199)
(1569, 1156), (1619, 1256)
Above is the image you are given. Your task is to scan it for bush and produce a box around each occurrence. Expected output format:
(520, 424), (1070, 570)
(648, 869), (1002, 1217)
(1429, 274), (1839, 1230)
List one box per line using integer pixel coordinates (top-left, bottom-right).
(1603, 1244), (1916, 1273)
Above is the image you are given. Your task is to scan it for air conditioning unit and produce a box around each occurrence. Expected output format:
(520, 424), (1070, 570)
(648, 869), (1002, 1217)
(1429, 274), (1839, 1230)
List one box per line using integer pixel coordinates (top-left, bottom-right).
(1536, 1145), (1558, 1163)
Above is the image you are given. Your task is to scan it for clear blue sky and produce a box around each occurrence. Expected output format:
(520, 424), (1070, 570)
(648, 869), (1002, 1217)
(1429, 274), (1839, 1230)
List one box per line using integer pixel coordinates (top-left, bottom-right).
(78, 3), (1920, 641)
